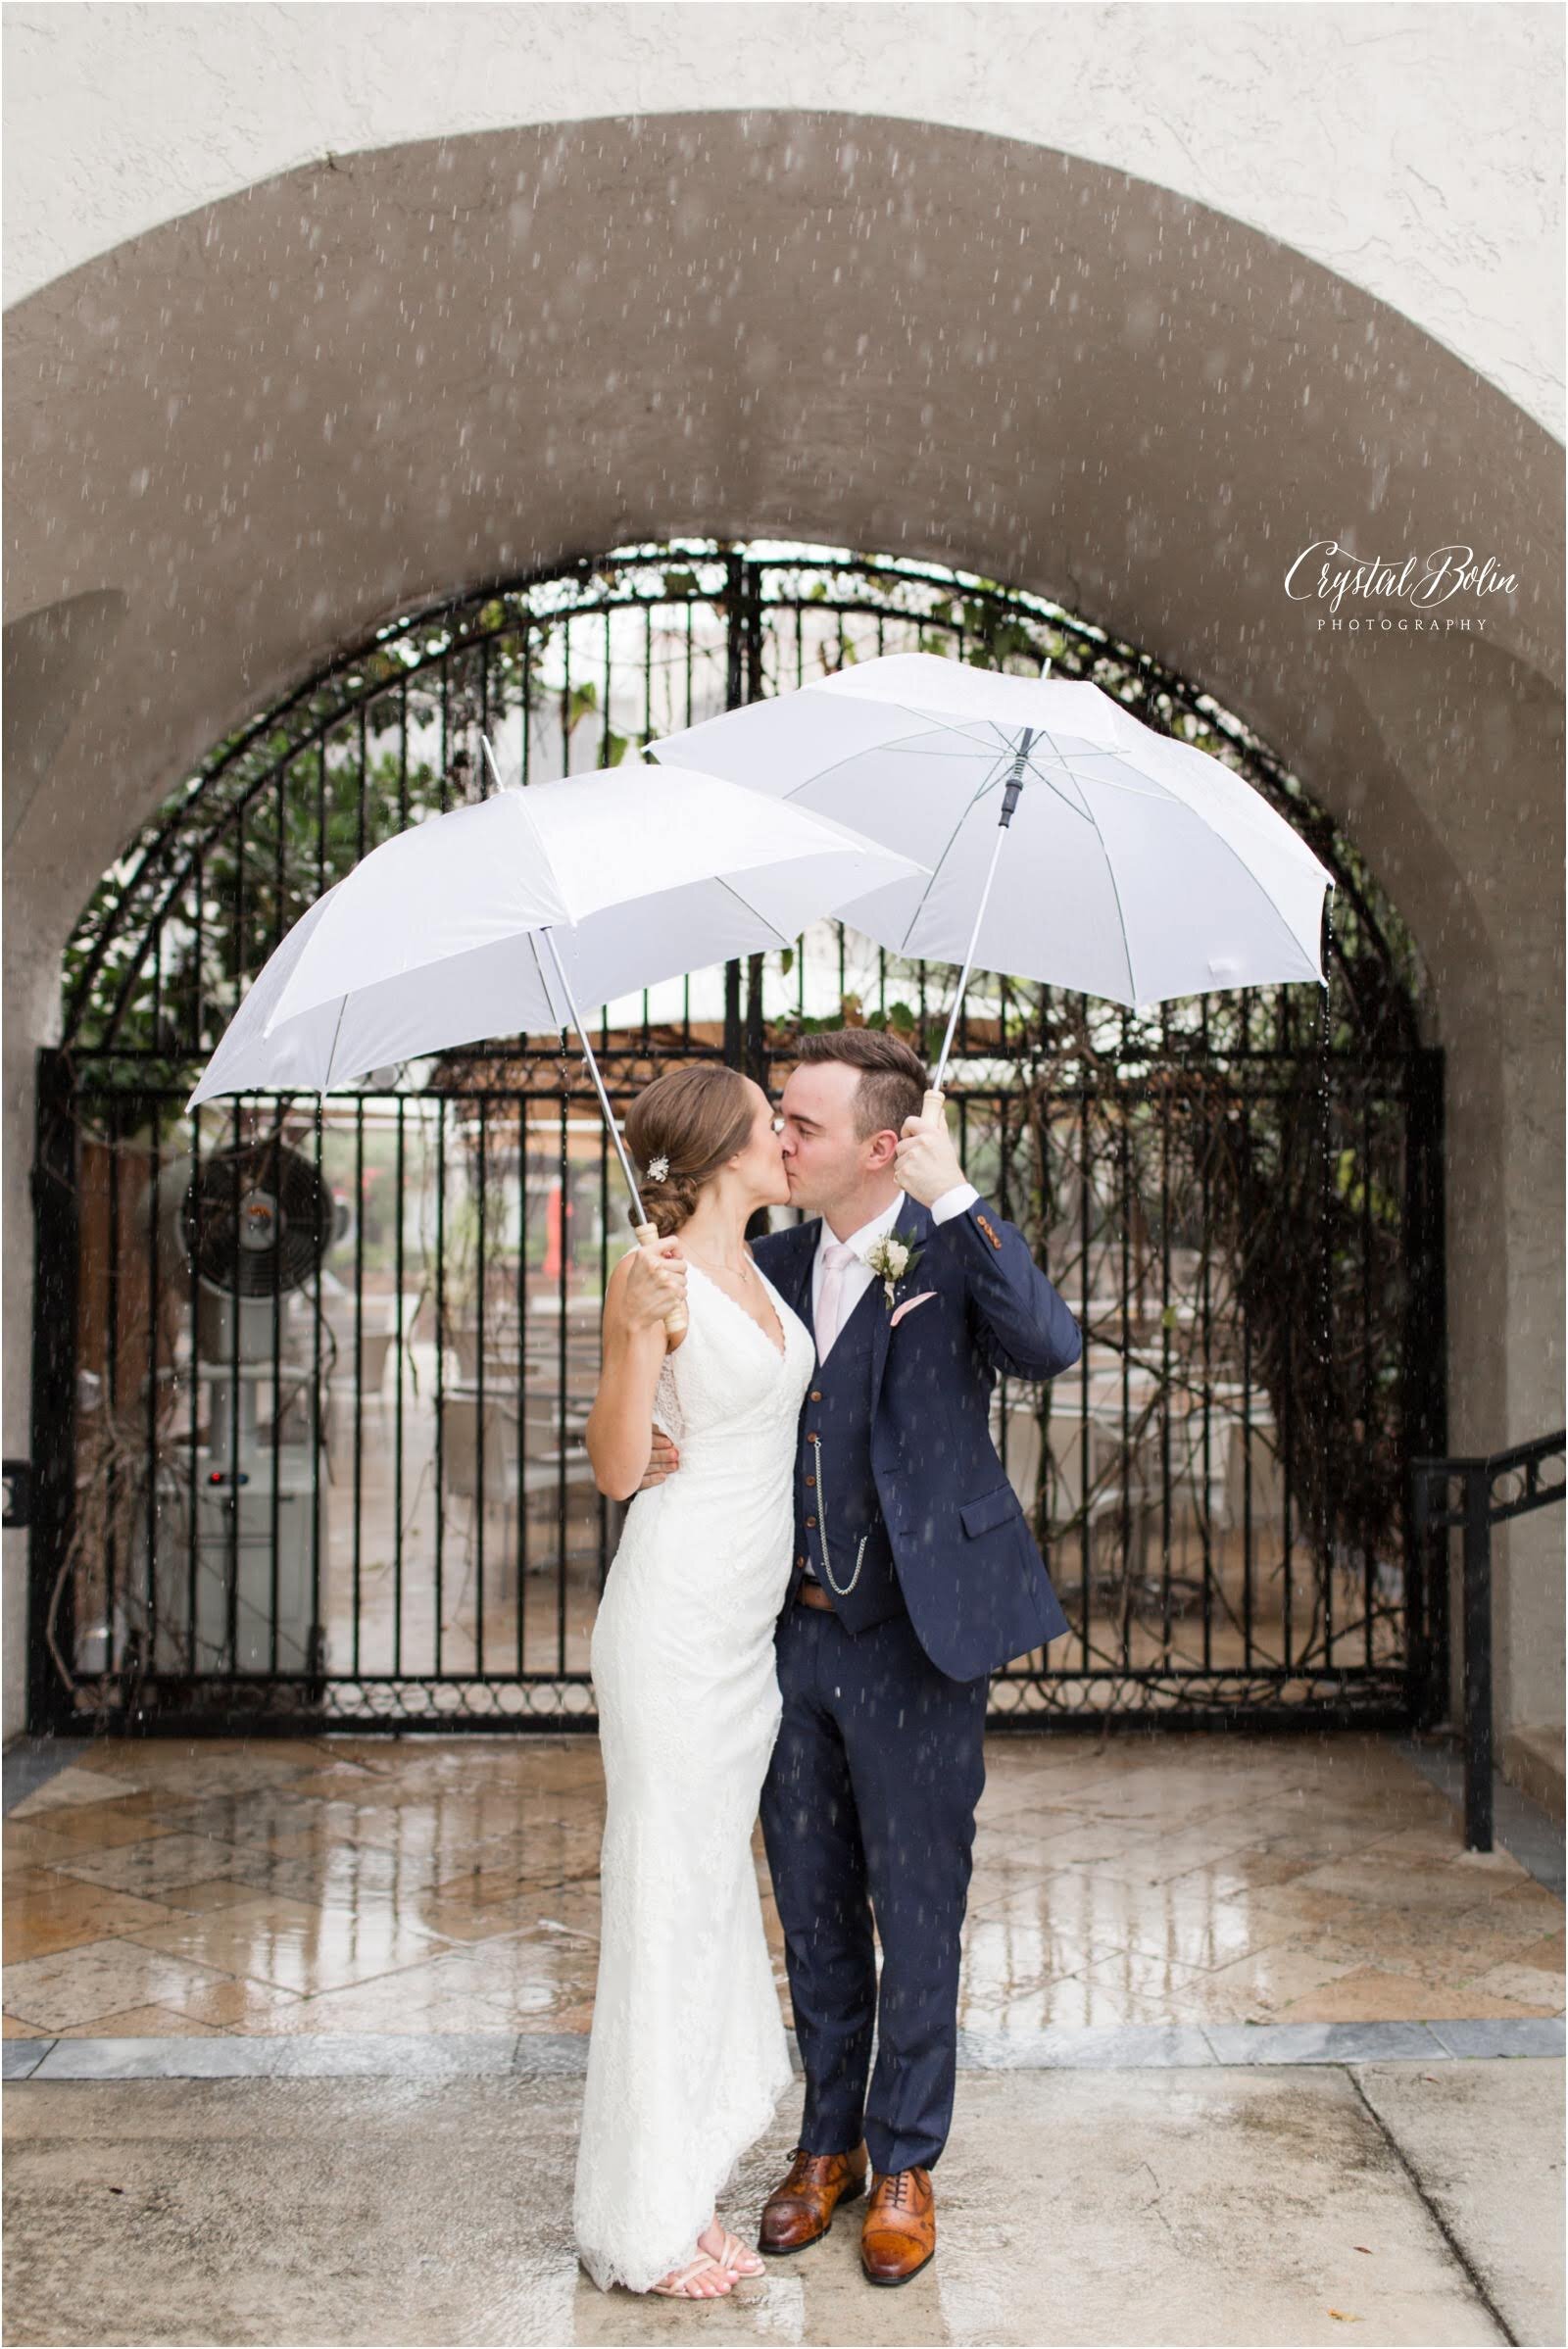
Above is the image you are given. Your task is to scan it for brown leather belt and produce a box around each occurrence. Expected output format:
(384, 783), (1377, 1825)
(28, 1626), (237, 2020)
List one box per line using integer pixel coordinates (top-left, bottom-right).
(796, 1580), (836, 1612)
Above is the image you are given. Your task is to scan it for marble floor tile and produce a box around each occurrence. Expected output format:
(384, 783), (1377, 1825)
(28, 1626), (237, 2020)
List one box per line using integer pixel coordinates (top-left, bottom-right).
(1271, 1967), (1558, 2025)
(52, 2002), (223, 2037)
(1356, 1819), (1533, 1865)
(2, 1935), (239, 2033)
(3, 1880), (178, 1964)
(148, 1790), (348, 1848)
(141, 1874), (281, 1916)
(44, 1834), (248, 1898)
(1286, 1847), (1545, 1913)
(1, 1867), (63, 1905)
(1066, 1824), (1298, 1886)
(1456, 1958), (1564, 2014)
(209, 1842), (452, 1905)
(8, 1730), (1560, 2045)
(1157, 1844), (1372, 1896)
(177, 1975), (307, 2029)
(4, 1821), (86, 1867)
(122, 1891), (456, 1997)
(6, 1765), (150, 1813)
(1513, 1926), (1566, 1971)
(60, 1745), (327, 1800)
(7, 1797), (186, 1856)
(1246, 1876), (1552, 1958)
(956, 1969), (1146, 2031)
(1486, 1881), (1568, 1933)
(1034, 1883), (1306, 1974)
(1130, 1936), (1374, 2024)
(970, 1814), (1169, 1871)
(244, 1952), (527, 2035)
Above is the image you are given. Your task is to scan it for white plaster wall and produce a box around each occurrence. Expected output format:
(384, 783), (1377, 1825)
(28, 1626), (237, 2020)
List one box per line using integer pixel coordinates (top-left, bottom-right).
(3, 0), (1563, 440)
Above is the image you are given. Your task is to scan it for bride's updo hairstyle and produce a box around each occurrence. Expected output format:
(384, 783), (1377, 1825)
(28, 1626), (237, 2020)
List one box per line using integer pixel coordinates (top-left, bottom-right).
(623, 1063), (757, 1239)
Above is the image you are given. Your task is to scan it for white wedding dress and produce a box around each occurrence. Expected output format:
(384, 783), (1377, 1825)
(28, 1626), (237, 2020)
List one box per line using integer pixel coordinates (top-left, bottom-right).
(572, 1254), (816, 2294)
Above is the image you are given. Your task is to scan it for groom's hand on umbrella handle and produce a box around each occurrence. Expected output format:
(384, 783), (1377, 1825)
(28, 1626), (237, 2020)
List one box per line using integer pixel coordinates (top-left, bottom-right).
(894, 1099), (965, 1203)
(635, 1428), (681, 1489)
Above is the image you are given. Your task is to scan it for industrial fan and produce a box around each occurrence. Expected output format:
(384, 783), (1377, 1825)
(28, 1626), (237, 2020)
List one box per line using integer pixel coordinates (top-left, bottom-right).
(145, 1133), (334, 1680)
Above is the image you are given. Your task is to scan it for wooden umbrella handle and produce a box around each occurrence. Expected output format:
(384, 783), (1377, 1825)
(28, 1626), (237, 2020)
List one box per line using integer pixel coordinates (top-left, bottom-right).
(921, 1087), (950, 1127)
(632, 1222), (689, 1338)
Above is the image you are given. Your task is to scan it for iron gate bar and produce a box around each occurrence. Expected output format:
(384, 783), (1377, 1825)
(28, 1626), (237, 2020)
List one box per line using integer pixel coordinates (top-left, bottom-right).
(31, 1052), (1431, 1731)
(1410, 1431), (1566, 1852)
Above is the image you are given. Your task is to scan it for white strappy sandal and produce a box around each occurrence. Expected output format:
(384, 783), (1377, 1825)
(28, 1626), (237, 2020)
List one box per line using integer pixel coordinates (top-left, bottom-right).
(708, 2223), (765, 2278)
(649, 2251), (735, 2299)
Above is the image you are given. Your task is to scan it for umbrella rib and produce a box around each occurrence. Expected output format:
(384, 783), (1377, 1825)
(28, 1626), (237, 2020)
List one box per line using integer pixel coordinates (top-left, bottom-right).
(892, 735), (1092, 959)
(1036, 724), (1327, 991)
(899, 709), (1037, 758)
(895, 766), (1013, 955)
(1172, 803), (1332, 978)
(1032, 725), (1139, 1003)
(527, 925), (570, 1034)
(1139, 766), (1332, 959)
(323, 995), (348, 1090)
(760, 720), (996, 804)
(713, 873), (797, 948)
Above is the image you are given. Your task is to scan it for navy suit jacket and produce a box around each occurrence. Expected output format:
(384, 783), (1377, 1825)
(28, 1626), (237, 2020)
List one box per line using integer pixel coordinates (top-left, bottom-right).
(751, 1191), (1082, 1682)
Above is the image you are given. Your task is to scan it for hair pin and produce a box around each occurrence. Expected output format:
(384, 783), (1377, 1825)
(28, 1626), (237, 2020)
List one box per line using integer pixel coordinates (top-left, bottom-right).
(647, 1153), (669, 1183)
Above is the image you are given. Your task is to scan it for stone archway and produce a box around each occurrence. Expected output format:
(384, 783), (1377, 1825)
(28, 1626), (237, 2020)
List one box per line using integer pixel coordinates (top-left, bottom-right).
(4, 111), (1561, 1738)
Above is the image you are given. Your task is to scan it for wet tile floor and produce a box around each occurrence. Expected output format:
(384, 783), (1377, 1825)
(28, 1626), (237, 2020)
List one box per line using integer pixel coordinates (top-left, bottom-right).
(3, 1732), (1562, 2041)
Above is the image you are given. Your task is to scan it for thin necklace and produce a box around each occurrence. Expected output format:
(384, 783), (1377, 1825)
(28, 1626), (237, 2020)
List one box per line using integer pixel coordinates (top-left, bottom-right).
(683, 1238), (754, 1284)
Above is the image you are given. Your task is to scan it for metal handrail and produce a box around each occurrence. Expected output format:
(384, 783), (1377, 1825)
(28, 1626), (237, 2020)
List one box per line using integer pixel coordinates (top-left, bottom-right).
(1411, 1430), (1566, 1849)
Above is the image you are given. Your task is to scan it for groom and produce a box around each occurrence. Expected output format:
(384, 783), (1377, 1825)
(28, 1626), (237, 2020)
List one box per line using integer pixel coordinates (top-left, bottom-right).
(637, 1028), (1081, 2285)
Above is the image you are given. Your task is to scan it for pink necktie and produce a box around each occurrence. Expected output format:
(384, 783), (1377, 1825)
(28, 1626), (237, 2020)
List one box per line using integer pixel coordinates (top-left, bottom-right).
(815, 1238), (859, 1361)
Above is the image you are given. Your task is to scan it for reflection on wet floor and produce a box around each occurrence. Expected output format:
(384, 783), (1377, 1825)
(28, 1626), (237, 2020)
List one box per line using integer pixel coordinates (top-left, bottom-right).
(4, 1732), (1561, 2040)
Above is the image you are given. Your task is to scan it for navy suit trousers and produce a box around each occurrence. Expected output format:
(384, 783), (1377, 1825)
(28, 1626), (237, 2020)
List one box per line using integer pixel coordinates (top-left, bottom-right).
(760, 1598), (989, 2175)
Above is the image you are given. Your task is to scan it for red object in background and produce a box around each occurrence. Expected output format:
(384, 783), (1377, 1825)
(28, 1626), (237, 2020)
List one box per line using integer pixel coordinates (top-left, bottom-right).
(543, 1181), (574, 1280)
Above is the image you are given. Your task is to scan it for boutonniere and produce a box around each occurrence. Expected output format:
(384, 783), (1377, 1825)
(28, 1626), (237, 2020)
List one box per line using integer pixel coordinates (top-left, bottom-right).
(864, 1232), (926, 1310)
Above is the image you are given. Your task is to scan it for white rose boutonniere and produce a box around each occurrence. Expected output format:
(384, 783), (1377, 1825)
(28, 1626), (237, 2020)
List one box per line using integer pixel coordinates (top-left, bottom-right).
(864, 1233), (925, 1310)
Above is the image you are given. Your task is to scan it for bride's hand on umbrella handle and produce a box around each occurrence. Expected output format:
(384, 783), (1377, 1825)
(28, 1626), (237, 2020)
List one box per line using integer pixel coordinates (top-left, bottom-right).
(628, 1227), (689, 1339)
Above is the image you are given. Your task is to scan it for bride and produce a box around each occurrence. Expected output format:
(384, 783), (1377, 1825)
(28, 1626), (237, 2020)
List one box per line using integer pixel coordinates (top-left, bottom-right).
(571, 1061), (813, 2300)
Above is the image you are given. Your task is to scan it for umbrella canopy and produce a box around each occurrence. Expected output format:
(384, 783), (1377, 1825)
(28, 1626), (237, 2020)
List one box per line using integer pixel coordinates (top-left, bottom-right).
(185, 746), (928, 1339)
(648, 653), (1334, 1020)
(186, 753), (924, 1108)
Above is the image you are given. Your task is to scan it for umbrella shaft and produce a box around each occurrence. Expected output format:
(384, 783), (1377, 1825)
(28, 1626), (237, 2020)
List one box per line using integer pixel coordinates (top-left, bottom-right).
(931, 759), (1026, 1094)
(478, 731), (644, 1211)
(536, 927), (648, 1222)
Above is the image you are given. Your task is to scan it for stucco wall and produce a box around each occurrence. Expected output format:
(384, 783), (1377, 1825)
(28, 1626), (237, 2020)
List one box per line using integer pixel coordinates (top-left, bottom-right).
(4, 2), (1563, 441)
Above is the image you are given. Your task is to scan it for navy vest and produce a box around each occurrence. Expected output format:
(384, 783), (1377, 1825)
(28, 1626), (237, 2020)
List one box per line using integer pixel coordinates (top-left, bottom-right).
(794, 1273), (908, 1635)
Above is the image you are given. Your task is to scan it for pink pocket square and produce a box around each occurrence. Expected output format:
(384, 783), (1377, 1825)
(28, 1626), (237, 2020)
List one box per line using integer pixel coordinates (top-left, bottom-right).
(890, 1289), (938, 1329)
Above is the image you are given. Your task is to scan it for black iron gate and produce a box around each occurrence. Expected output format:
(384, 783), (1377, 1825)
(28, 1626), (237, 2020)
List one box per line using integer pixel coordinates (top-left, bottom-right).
(28, 541), (1446, 1735)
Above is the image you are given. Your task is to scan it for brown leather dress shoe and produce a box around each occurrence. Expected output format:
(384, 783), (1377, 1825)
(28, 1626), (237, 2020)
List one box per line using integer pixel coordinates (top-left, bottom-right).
(757, 2143), (869, 2255)
(860, 2166), (936, 2284)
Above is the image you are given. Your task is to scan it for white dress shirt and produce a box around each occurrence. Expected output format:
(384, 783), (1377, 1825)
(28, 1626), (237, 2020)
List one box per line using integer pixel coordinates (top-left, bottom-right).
(800, 1180), (979, 1581)
(808, 1182), (980, 1329)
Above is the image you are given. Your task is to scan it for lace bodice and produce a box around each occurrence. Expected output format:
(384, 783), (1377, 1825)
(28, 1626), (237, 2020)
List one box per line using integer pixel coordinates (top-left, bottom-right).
(652, 1259), (810, 1449)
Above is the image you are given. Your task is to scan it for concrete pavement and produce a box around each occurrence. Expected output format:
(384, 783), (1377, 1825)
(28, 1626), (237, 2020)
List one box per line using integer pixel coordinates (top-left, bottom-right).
(4, 2044), (1562, 2346)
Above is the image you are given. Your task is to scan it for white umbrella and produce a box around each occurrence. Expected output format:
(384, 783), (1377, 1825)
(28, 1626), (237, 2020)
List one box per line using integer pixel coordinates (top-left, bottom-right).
(648, 653), (1335, 1120)
(187, 740), (927, 1332)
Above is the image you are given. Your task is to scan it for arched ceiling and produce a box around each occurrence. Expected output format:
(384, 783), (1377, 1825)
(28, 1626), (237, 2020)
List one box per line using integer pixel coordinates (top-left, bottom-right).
(3, 112), (1561, 1045)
